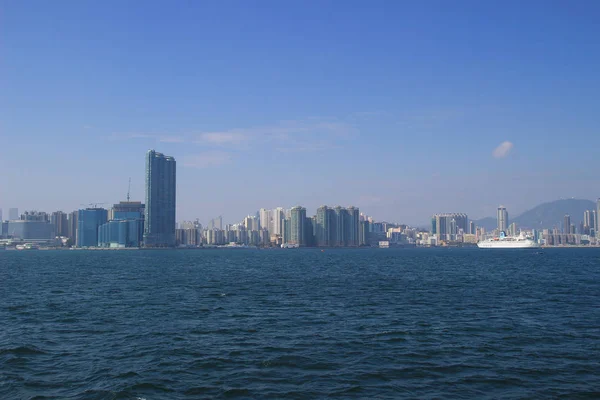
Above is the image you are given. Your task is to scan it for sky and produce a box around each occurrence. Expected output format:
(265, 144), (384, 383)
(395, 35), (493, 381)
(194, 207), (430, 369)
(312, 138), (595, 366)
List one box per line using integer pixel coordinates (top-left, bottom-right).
(1, 0), (599, 226)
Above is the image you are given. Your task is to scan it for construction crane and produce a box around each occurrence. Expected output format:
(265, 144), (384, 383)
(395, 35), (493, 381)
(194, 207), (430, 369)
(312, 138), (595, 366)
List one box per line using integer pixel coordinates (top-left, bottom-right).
(80, 203), (106, 209)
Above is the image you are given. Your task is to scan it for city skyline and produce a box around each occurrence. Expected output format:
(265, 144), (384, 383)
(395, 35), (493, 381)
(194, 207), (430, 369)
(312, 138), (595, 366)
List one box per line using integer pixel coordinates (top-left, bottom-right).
(1, 2), (600, 224)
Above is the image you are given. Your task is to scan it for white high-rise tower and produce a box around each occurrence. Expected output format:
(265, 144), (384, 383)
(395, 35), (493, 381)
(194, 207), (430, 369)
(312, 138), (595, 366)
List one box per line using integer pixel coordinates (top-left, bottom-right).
(259, 208), (271, 233)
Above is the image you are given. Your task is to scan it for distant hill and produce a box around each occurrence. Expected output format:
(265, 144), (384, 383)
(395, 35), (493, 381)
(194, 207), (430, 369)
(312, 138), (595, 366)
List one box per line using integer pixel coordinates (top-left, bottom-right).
(472, 199), (597, 230)
(514, 199), (596, 229)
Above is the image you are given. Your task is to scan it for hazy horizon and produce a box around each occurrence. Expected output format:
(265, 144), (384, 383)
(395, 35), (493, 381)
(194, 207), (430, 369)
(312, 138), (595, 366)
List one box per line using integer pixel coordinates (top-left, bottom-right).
(2, 1), (599, 226)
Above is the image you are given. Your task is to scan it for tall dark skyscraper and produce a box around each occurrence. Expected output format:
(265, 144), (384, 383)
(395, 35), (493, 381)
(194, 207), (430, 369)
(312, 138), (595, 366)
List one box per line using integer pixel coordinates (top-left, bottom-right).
(289, 206), (306, 246)
(144, 150), (176, 247)
(563, 214), (571, 234)
(497, 205), (508, 232)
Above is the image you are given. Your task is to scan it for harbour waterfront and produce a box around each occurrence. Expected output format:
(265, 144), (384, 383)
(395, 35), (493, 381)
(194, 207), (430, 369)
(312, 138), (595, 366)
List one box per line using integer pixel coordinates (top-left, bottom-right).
(1, 249), (599, 399)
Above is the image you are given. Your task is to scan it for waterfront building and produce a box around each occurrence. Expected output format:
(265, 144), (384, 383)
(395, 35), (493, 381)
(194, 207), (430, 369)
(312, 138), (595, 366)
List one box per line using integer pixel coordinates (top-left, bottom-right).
(282, 218), (291, 244)
(98, 201), (145, 248)
(7, 211), (54, 241)
(313, 205), (361, 247)
(244, 215), (259, 231)
(259, 208), (271, 233)
(304, 216), (315, 247)
(563, 214), (571, 234)
(497, 205), (508, 232)
(99, 219), (144, 248)
(584, 210), (593, 234)
(144, 150), (176, 247)
(432, 213), (469, 241)
(249, 230), (260, 246)
(271, 207), (285, 236)
(0, 208), (2, 221)
(259, 228), (270, 246)
(290, 206), (306, 246)
(316, 206), (330, 246)
(469, 221), (476, 235)
(77, 208), (108, 247)
(67, 211), (78, 244)
(206, 228), (225, 245)
(344, 206), (360, 247)
(8, 208), (18, 221)
(175, 228), (202, 247)
(508, 222), (518, 236)
(359, 220), (370, 246)
(332, 206), (344, 246)
(51, 211), (68, 237)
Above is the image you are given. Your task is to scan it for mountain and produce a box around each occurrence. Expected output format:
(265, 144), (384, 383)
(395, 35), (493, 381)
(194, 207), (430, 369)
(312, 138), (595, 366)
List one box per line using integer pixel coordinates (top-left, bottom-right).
(514, 199), (596, 229)
(472, 199), (597, 231)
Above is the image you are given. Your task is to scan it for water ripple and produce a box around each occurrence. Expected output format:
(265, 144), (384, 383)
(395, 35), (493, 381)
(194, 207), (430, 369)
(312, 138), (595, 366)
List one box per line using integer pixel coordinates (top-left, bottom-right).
(1, 248), (599, 399)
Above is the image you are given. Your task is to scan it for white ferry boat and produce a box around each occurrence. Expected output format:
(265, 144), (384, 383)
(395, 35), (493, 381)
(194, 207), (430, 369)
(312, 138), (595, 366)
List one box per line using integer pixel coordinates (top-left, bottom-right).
(477, 232), (539, 249)
(15, 243), (40, 251)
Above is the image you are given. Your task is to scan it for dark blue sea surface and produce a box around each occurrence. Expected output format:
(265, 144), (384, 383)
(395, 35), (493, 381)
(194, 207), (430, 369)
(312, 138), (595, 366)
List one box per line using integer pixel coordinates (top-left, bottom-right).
(1, 248), (600, 399)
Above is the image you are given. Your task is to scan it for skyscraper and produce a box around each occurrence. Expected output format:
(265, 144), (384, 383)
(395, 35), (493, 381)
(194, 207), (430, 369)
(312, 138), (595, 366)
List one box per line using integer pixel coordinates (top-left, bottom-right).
(432, 213), (469, 241)
(259, 208), (271, 233)
(290, 206), (306, 246)
(316, 206), (330, 246)
(9, 208), (18, 221)
(344, 206), (360, 247)
(332, 206), (345, 246)
(244, 215), (259, 231)
(67, 211), (78, 243)
(271, 207), (284, 236)
(584, 210), (593, 234)
(144, 150), (176, 247)
(563, 214), (571, 234)
(497, 206), (508, 232)
(51, 211), (68, 237)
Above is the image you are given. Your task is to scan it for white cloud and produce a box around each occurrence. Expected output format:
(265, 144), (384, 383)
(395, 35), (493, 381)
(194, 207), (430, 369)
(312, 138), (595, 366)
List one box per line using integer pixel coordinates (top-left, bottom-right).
(492, 141), (514, 159)
(182, 151), (232, 168)
(109, 118), (358, 158)
(195, 118), (357, 151)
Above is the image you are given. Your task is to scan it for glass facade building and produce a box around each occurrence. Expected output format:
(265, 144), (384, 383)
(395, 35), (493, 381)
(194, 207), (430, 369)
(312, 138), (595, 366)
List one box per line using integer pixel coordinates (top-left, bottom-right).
(98, 219), (144, 248)
(98, 201), (145, 248)
(289, 206), (306, 246)
(144, 150), (176, 247)
(77, 208), (108, 247)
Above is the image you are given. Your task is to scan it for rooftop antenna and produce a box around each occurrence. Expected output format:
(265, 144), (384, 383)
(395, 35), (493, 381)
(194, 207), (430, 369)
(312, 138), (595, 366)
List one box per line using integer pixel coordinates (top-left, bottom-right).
(127, 178), (131, 202)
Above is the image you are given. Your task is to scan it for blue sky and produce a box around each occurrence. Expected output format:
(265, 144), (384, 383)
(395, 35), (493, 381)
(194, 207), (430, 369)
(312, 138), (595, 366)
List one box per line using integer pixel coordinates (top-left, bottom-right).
(1, 0), (599, 225)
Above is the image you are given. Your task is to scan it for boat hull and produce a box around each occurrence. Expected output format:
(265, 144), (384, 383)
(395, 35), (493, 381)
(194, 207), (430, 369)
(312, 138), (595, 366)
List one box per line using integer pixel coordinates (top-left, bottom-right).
(477, 240), (539, 249)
